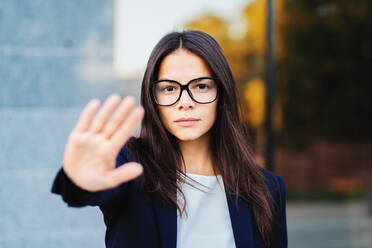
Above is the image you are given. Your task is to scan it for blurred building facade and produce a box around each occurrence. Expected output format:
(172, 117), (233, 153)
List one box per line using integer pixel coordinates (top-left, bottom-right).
(0, 1), (116, 247)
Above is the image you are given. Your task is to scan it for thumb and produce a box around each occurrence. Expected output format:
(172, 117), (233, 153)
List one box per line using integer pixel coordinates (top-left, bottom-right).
(106, 162), (143, 187)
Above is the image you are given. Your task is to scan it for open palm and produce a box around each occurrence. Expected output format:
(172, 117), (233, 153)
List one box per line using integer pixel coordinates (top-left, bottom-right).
(62, 94), (144, 192)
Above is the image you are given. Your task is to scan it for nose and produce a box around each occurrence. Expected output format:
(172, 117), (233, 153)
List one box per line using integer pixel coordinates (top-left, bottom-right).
(177, 88), (195, 109)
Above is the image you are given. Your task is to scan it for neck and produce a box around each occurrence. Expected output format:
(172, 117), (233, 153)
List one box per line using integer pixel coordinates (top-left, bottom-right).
(178, 133), (216, 176)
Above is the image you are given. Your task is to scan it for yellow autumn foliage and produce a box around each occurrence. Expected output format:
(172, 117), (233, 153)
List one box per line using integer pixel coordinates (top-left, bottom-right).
(243, 0), (267, 56)
(244, 78), (266, 128)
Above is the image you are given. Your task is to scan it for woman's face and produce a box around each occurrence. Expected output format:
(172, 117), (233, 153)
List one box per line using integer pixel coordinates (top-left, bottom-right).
(156, 49), (218, 142)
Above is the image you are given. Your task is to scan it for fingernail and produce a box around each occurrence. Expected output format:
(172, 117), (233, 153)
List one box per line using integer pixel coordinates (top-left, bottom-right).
(130, 164), (143, 173)
(125, 96), (136, 103)
(110, 94), (121, 101)
(91, 98), (100, 105)
(137, 106), (145, 116)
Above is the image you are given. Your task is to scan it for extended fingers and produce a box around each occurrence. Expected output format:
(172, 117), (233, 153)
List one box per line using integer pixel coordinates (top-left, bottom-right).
(103, 96), (136, 139)
(111, 106), (144, 151)
(90, 94), (121, 133)
(74, 99), (101, 132)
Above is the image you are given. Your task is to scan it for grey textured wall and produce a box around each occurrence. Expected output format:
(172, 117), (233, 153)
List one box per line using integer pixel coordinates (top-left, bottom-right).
(0, 1), (118, 247)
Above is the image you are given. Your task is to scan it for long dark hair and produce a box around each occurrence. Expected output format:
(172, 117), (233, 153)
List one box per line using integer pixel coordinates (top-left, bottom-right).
(128, 30), (277, 246)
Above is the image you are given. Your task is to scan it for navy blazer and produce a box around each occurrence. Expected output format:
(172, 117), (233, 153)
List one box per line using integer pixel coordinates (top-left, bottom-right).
(51, 141), (287, 248)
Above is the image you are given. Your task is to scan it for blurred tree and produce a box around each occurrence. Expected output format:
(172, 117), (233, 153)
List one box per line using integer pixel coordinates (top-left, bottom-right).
(243, 78), (266, 152)
(278, 0), (372, 148)
(244, 78), (266, 129)
(186, 13), (229, 42)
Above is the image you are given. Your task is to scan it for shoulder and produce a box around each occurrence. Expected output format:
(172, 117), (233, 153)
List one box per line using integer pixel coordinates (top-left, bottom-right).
(259, 168), (286, 191)
(259, 168), (287, 205)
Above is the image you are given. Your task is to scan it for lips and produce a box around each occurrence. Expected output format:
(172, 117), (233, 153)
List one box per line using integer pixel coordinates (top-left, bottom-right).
(174, 117), (200, 127)
(175, 118), (200, 122)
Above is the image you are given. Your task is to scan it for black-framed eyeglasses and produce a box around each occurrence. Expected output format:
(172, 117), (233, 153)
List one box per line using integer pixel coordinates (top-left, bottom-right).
(151, 77), (219, 106)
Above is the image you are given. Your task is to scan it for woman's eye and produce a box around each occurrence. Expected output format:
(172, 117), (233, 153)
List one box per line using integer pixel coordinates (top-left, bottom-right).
(162, 86), (175, 92)
(196, 84), (209, 90)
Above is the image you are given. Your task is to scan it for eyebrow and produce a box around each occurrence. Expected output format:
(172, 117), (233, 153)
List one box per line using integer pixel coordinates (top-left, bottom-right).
(157, 76), (211, 81)
(157, 77), (173, 81)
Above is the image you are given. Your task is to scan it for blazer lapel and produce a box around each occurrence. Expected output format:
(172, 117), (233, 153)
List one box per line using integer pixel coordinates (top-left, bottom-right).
(153, 195), (177, 248)
(225, 191), (255, 248)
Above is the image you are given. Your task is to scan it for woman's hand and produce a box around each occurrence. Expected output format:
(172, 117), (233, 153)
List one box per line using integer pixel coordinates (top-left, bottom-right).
(62, 94), (144, 192)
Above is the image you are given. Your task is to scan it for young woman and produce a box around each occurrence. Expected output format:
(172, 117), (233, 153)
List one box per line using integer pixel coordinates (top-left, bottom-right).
(52, 30), (287, 248)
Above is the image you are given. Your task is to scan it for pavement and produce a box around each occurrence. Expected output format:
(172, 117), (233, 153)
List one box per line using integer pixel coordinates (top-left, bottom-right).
(287, 202), (372, 248)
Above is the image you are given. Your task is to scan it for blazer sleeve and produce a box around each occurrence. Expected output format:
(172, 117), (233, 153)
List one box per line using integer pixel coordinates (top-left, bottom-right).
(274, 175), (288, 248)
(51, 145), (132, 207)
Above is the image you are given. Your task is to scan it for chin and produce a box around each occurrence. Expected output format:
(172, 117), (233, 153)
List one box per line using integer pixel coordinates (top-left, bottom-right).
(172, 129), (210, 142)
(173, 130), (203, 141)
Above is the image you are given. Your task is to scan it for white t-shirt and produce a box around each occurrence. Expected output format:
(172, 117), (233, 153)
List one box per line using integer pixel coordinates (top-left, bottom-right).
(176, 173), (236, 248)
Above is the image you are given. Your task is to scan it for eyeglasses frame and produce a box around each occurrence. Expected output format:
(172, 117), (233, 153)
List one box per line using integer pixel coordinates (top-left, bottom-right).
(151, 76), (219, 106)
